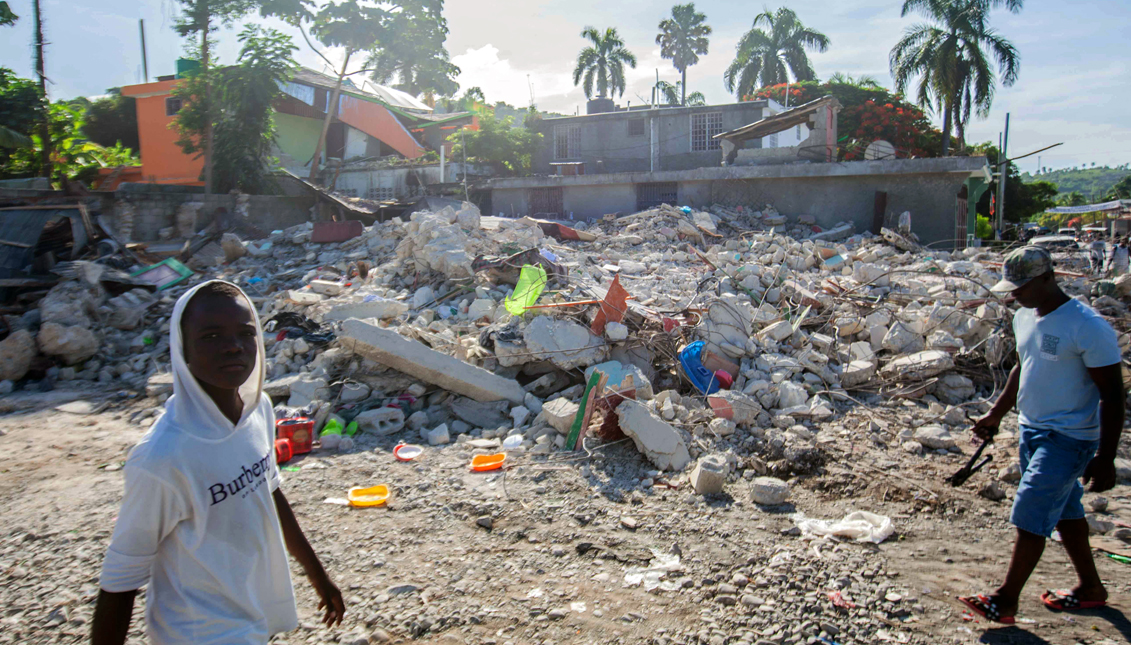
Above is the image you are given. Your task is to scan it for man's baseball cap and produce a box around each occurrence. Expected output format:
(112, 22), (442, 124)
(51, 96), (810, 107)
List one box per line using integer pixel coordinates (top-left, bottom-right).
(990, 245), (1053, 293)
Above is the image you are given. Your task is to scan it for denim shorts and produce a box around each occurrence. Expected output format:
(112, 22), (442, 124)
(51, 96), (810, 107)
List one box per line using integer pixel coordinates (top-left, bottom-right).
(1010, 425), (1099, 538)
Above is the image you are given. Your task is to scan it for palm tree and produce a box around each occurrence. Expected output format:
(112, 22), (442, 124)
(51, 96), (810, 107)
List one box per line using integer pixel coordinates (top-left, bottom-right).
(827, 72), (882, 88)
(724, 7), (829, 99)
(657, 80), (706, 106)
(890, 0), (1021, 155)
(656, 3), (711, 107)
(572, 27), (638, 100)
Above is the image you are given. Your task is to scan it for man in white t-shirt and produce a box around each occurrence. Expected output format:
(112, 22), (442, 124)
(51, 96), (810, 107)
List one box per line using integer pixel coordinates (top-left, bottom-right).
(91, 281), (344, 645)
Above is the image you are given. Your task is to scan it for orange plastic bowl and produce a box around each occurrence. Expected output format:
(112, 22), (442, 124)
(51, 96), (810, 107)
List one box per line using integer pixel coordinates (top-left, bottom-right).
(470, 453), (506, 471)
(347, 485), (390, 507)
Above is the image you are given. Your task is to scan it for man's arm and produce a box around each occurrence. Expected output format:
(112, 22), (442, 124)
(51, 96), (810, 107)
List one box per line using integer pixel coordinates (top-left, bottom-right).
(1083, 363), (1126, 492)
(273, 489), (344, 627)
(90, 589), (137, 645)
(972, 363), (1020, 441)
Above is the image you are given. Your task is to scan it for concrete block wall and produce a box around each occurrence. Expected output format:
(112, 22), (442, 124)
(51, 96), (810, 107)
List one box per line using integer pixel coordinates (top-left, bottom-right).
(103, 186), (316, 241)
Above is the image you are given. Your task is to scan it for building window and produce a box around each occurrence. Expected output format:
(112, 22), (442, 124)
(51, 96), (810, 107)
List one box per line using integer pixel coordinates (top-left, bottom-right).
(690, 111), (723, 152)
(165, 97), (183, 117)
(636, 182), (678, 211)
(767, 132), (779, 148)
(337, 188), (358, 198)
(530, 187), (563, 216)
(628, 119), (646, 137)
(553, 125), (580, 160)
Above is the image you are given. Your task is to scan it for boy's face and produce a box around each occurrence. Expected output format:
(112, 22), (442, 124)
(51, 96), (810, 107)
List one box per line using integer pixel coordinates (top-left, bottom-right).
(181, 293), (258, 391)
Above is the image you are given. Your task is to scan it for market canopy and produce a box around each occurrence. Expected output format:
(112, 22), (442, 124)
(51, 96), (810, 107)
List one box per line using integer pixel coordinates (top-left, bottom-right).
(1043, 200), (1125, 214)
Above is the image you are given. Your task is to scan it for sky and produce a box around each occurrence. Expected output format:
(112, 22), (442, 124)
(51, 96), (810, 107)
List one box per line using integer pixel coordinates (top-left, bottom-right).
(2, 0), (1129, 175)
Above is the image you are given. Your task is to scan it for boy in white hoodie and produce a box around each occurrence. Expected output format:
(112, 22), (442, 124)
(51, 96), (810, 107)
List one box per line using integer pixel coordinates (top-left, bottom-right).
(91, 281), (344, 645)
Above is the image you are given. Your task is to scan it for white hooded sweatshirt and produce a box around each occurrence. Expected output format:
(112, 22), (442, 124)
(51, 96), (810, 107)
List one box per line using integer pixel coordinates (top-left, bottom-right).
(100, 280), (298, 644)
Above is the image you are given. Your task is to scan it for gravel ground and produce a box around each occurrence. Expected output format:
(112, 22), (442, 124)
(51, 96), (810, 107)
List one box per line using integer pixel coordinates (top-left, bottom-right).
(1, 385), (1129, 645)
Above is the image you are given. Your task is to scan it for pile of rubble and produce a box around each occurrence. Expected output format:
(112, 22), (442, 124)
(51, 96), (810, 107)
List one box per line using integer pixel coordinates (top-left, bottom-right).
(3, 200), (1131, 491)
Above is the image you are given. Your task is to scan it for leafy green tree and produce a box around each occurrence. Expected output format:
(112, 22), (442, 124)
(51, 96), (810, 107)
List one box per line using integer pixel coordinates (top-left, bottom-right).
(656, 3), (711, 107)
(657, 81), (705, 106)
(572, 27), (637, 100)
(827, 72), (881, 87)
(447, 114), (542, 176)
(890, 0), (1021, 155)
(1107, 175), (1131, 200)
(363, 0), (459, 102)
(0, 69), (41, 155)
(172, 26), (296, 194)
(81, 91), (139, 152)
(724, 8), (829, 99)
(968, 141), (1058, 222)
(1058, 191), (1086, 207)
(1, 102), (138, 183)
(174, 0), (309, 193)
(0, 1), (17, 26)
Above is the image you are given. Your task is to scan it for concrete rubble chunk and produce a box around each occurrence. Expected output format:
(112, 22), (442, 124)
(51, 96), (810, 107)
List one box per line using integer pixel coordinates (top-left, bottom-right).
(37, 323), (99, 365)
(760, 320), (793, 342)
(881, 321), (925, 354)
(323, 299), (408, 322)
(881, 350), (955, 381)
(221, 233), (246, 263)
(105, 288), (157, 330)
(913, 425), (956, 450)
(615, 399), (690, 471)
(690, 454), (728, 495)
(776, 381), (809, 410)
(708, 390), (763, 425)
(935, 373), (976, 405)
(0, 329), (36, 381)
(288, 375), (329, 408)
(543, 398), (580, 435)
(309, 279), (342, 296)
(523, 316), (608, 370)
(146, 372), (175, 399)
(840, 360), (877, 388)
(427, 423), (451, 445)
(354, 407), (406, 435)
(342, 320), (526, 404)
(750, 477), (790, 505)
(449, 397), (511, 428)
(585, 360), (653, 400)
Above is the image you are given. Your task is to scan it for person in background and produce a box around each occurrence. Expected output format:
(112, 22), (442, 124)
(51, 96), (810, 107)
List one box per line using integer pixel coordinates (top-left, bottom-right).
(1087, 234), (1106, 274)
(1108, 237), (1128, 276)
(958, 246), (1124, 624)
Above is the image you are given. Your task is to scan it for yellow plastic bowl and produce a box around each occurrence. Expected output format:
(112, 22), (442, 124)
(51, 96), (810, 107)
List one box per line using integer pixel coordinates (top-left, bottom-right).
(470, 453), (506, 471)
(348, 484), (390, 507)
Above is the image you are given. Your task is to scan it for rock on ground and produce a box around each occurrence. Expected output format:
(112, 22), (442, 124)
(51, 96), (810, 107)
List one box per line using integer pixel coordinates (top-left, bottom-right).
(0, 330), (36, 381)
(615, 399), (690, 471)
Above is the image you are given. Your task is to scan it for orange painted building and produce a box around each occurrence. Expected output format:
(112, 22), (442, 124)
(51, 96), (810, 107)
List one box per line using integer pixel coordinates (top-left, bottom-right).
(120, 80), (203, 185)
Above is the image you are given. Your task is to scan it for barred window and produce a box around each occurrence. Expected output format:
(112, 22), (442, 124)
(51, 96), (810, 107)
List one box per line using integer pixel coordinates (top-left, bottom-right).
(367, 187), (395, 201)
(553, 125), (581, 160)
(690, 111), (723, 151)
(628, 119), (646, 137)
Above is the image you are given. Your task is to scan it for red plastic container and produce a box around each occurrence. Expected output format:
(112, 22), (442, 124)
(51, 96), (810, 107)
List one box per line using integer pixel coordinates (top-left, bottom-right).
(275, 438), (294, 464)
(276, 417), (314, 455)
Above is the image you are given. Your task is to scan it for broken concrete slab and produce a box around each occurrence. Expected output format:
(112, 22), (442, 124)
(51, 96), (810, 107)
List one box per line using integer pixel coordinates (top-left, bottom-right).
(615, 399), (690, 471)
(37, 323), (99, 365)
(840, 360), (876, 388)
(0, 329), (36, 382)
(690, 454), (728, 495)
(264, 373), (302, 399)
(341, 319), (526, 405)
(542, 398), (580, 435)
(880, 350), (955, 381)
(913, 425), (956, 450)
(323, 299), (408, 322)
(449, 397), (511, 429)
(288, 375), (329, 407)
(584, 360), (653, 399)
(707, 390), (763, 425)
(523, 316), (608, 370)
(750, 477), (790, 505)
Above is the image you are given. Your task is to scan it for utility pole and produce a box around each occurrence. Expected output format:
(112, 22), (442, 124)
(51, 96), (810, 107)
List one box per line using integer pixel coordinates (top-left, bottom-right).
(995, 112), (1010, 238)
(32, 0), (51, 182)
(139, 19), (149, 82)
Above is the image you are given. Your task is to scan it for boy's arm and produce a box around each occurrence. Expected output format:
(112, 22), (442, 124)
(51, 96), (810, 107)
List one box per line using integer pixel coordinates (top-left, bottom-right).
(1083, 363), (1126, 492)
(273, 489), (344, 626)
(91, 590), (137, 645)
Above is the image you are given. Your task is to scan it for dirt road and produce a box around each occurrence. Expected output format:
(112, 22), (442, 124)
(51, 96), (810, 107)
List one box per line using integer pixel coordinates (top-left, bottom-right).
(1, 386), (1128, 645)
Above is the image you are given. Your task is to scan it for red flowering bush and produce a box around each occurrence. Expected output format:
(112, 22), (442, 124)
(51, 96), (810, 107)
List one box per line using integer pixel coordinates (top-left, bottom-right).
(742, 80), (941, 160)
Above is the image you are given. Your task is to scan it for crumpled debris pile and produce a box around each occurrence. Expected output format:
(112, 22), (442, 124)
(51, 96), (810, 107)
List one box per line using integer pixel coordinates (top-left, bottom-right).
(4, 200), (1130, 498)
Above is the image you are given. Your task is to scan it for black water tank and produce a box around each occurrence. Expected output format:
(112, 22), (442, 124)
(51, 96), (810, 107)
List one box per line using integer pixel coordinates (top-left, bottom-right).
(587, 98), (614, 114)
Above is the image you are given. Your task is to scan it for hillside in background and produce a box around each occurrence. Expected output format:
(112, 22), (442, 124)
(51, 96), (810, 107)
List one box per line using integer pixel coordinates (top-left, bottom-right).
(1021, 166), (1130, 199)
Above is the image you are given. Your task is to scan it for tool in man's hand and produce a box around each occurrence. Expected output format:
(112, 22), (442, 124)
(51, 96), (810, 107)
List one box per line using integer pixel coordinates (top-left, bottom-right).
(948, 431), (995, 487)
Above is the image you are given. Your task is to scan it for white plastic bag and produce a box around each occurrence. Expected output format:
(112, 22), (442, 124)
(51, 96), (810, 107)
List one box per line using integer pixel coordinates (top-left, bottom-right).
(792, 510), (895, 544)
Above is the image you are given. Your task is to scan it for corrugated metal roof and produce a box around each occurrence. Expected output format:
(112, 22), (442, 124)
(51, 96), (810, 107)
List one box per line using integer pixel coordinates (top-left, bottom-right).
(0, 208), (85, 279)
(288, 68), (432, 113)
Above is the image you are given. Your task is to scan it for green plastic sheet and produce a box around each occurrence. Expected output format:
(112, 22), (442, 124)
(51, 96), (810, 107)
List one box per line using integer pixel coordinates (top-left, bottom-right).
(504, 264), (548, 315)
